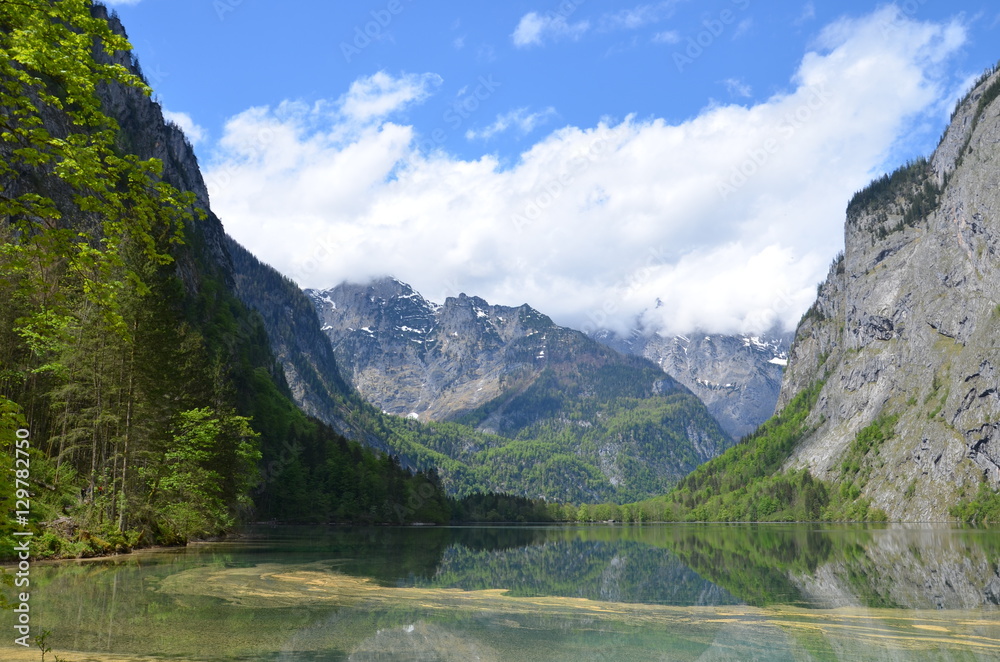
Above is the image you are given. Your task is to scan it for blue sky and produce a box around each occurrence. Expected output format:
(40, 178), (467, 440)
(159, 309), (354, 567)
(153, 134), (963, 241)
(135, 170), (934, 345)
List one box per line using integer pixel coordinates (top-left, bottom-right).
(107, 0), (1000, 336)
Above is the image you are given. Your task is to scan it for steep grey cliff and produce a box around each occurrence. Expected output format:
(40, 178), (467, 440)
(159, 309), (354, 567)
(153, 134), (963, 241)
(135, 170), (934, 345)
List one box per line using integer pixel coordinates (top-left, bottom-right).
(225, 236), (378, 444)
(595, 329), (791, 440)
(777, 68), (1000, 520)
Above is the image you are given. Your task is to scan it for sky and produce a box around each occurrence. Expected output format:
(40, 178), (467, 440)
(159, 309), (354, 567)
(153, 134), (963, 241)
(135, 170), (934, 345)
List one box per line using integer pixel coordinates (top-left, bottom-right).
(105, 0), (1000, 337)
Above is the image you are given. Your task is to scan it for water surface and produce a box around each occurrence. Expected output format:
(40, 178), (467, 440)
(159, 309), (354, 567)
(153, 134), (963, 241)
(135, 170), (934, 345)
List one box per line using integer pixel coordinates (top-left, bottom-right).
(5, 524), (1000, 660)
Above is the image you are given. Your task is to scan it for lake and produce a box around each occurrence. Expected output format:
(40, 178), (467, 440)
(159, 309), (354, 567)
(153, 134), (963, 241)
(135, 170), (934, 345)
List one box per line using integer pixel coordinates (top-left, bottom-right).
(5, 524), (1000, 661)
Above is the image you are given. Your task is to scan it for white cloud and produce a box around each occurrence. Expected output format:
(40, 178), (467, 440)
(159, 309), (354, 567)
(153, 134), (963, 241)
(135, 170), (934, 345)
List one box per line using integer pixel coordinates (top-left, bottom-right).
(162, 109), (206, 145)
(208, 7), (967, 337)
(513, 2), (683, 48)
(466, 107), (558, 141)
(338, 71), (442, 123)
(723, 78), (752, 98)
(652, 30), (682, 44)
(512, 11), (590, 48)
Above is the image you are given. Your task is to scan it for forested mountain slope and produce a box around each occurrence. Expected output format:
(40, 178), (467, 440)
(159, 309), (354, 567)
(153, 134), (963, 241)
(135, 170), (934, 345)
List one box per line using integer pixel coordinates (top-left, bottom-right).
(0, 2), (450, 558)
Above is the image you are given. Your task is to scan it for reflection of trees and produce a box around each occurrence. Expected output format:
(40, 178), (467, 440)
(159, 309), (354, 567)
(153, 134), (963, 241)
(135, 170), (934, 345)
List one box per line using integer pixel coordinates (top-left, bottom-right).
(662, 525), (842, 606)
(269, 524), (1000, 612)
(419, 537), (738, 606)
(235, 524), (1000, 612)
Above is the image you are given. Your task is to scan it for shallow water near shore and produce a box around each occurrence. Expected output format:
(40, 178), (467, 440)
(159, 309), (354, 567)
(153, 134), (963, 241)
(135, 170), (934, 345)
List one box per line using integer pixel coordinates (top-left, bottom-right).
(4, 523), (1000, 661)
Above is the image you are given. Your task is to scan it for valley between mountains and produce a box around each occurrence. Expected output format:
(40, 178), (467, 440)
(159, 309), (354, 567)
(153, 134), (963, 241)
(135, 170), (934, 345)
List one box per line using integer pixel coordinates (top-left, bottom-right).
(233, 66), (1000, 521)
(4, 4), (1000, 561)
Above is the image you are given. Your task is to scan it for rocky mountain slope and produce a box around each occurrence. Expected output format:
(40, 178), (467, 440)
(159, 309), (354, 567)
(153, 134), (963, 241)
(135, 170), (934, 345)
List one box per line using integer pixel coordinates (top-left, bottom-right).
(772, 67), (1000, 520)
(309, 278), (553, 424)
(594, 329), (791, 440)
(302, 278), (734, 500)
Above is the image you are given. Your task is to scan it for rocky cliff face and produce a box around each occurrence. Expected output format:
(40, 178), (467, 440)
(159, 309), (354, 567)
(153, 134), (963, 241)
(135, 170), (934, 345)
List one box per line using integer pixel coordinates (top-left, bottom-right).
(595, 329), (791, 440)
(92, 7), (232, 291)
(225, 236), (376, 444)
(309, 278), (543, 424)
(777, 68), (1000, 520)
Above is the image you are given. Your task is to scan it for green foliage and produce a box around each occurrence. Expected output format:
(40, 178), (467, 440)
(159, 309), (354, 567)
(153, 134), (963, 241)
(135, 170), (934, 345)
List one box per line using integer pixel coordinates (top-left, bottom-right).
(664, 525), (833, 606)
(146, 408), (261, 540)
(385, 367), (731, 503)
(975, 72), (1000, 125)
(449, 492), (556, 523)
(581, 382), (889, 523)
(0, 2), (457, 558)
(950, 479), (1000, 525)
(838, 415), (895, 484)
(817, 416), (896, 522)
(953, 64), (1000, 169)
(645, 381), (825, 522)
(624, 385), (896, 524)
(798, 301), (826, 326)
(34, 628), (66, 662)
(950, 62), (1000, 122)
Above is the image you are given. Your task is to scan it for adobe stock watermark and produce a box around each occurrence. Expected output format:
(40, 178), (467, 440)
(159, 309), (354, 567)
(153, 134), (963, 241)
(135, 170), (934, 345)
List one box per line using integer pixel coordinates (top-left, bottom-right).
(539, 0), (588, 25)
(716, 83), (832, 200)
(510, 128), (613, 234)
(880, 0), (929, 37)
(340, 0), (417, 63)
(204, 124), (277, 197)
(255, 437), (305, 495)
(11, 427), (34, 648)
(673, 0), (751, 73)
(415, 74), (502, 153)
(391, 480), (439, 523)
(742, 287), (803, 335)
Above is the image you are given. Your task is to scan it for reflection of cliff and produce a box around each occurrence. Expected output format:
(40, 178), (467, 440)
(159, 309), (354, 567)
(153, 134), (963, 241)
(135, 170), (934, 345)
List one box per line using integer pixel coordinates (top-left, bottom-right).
(790, 526), (1000, 610)
(662, 524), (1000, 612)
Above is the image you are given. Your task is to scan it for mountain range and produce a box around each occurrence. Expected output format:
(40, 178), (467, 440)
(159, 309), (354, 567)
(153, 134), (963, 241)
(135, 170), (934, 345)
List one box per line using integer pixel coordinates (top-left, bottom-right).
(224, 274), (736, 501)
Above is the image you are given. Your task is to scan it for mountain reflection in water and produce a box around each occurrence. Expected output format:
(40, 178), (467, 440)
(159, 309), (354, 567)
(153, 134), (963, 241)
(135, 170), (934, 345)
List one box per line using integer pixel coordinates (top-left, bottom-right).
(7, 524), (1000, 661)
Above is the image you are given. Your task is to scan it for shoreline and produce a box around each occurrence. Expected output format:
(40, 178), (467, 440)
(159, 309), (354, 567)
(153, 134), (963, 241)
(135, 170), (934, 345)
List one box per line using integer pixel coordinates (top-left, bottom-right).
(2, 518), (983, 566)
